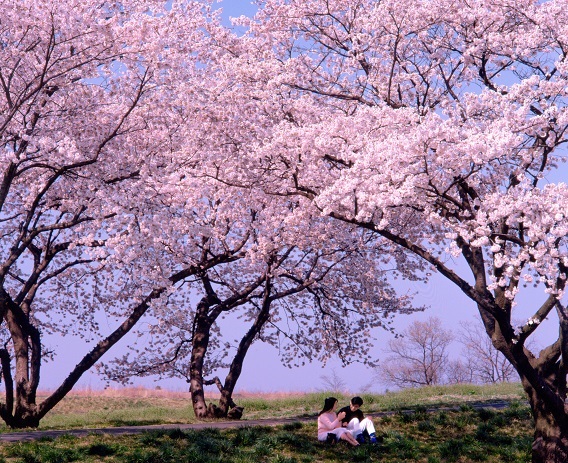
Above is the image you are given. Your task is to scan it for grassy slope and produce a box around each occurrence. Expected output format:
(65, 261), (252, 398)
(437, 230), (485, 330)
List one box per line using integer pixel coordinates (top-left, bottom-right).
(0, 401), (533, 463)
(0, 383), (532, 463)
(20, 382), (526, 431)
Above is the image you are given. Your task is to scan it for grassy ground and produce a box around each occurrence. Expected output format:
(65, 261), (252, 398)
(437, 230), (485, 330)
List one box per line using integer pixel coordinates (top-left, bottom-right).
(0, 401), (533, 462)
(18, 382), (526, 431)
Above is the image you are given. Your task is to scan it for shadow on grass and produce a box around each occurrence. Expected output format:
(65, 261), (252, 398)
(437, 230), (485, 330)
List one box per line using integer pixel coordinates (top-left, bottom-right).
(108, 420), (163, 427)
(0, 404), (534, 463)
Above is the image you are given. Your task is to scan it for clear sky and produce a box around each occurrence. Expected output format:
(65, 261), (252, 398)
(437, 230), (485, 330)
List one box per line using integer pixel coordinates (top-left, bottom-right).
(218, 0), (258, 19)
(43, 0), (561, 396)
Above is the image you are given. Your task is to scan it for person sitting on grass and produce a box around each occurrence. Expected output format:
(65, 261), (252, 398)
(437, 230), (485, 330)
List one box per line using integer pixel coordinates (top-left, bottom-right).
(338, 396), (378, 444)
(317, 397), (360, 446)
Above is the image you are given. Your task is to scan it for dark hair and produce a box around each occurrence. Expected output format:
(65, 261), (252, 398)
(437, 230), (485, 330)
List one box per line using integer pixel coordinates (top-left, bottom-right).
(319, 397), (338, 415)
(351, 396), (363, 407)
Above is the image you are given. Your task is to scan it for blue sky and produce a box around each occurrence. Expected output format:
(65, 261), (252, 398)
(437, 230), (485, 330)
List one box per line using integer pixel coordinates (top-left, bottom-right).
(215, 0), (258, 24)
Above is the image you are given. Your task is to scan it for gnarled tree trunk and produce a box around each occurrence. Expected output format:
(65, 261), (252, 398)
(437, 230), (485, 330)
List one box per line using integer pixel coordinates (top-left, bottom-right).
(189, 275), (273, 419)
(532, 407), (568, 463)
(477, 296), (568, 463)
(525, 376), (568, 463)
(189, 296), (215, 418)
(214, 279), (273, 418)
(0, 288), (162, 428)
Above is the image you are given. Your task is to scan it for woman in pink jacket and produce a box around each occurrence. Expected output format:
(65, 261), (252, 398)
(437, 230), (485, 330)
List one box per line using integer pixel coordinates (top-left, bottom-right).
(317, 397), (359, 446)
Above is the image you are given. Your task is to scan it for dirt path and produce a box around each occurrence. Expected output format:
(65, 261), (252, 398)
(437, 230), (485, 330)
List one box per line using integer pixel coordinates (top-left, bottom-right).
(0, 416), (313, 442)
(0, 401), (513, 442)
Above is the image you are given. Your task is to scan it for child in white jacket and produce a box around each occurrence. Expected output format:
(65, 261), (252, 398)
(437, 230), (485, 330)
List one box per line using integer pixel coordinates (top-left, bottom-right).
(338, 396), (378, 444)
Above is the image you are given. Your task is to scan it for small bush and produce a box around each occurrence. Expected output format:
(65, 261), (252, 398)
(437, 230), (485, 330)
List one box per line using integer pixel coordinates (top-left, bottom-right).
(233, 426), (265, 446)
(477, 408), (496, 422)
(417, 420), (436, 432)
(439, 439), (466, 462)
(87, 443), (117, 456)
(283, 421), (303, 431)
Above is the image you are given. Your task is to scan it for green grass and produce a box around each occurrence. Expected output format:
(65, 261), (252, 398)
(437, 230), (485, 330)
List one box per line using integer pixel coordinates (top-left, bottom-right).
(239, 383), (526, 420)
(0, 382), (526, 432)
(0, 402), (534, 463)
(33, 400), (197, 430)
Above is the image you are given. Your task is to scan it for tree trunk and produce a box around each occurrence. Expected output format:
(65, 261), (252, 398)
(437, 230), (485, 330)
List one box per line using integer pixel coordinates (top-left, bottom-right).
(516, 352), (568, 463)
(189, 297), (214, 419)
(2, 292), (41, 428)
(216, 282), (272, 417)
(189, 278), (273, 420)
(213, 278), (272, 419)
(0, 287), (162, 428)
(532, 405), (568, 463)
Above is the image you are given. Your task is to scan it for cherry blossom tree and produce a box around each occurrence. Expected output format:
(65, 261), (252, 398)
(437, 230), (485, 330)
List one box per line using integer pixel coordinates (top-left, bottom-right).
(0, 0), (423, 427)
(201, 0), (568, 460)
(79, 9), (425, 418)
(0, 0), (218, 428)
(98, 175), (420, 418)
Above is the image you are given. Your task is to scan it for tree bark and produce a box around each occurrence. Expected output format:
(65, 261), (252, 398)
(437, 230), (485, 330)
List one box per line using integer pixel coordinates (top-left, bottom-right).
(0, 348), (14, 424)
(189, 297), (214, 419)
(189, 275), (274, 419)
(482, 306), (568, 463)
(530, 397), (568, 463)
(519, 341), (568, 463)
(217, 279), (272, 417)
(0, 288), (163, 428)
(1, 289), (41, 428)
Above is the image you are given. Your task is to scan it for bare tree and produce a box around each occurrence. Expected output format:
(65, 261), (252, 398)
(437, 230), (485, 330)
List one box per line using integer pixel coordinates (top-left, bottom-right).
(382, 318), (518, 388)
(458, 320), (517, 384)
(446, 359), (475, 385)
(380, 317), (453, 388)
(320, 368), (348, 393)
